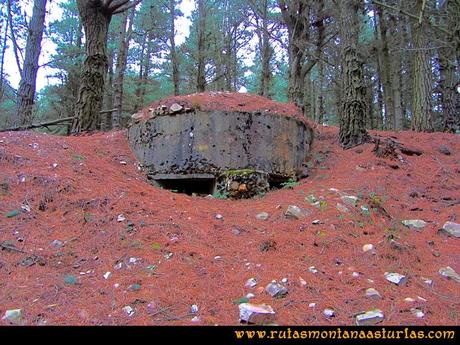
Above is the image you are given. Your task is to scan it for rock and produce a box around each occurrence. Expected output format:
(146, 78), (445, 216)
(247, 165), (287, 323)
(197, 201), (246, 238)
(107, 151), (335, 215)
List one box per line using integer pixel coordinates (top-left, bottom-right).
(308, 266), (318, 274)
(299, 277), (307, 287)
(215, 214), (224, 220)
(285, 205), (304, 220)
(341, 195), (358, 207)
(122, 306), (135, 317)
(336, 203), (349, 213)
(2, 309), (22, 322)
(356, 309), (384, 325)
(245, 293), (255, 299)
(117, 214), (126, 222)
(239, 303), (276, 324)
(128, 283), (141, 291)
(245, 278), (257, 288)
(439, 145), (451, 155)
(265, 282), (288, 298)
(238, 183), (248, 192)
(170, 103), (183, 113)
(438, 266), (460, 283)
(191, 316), (201, 322)
(384, 272), (407, 285)
(421, 277), (433, 286)
(51, 240), (63, 248)
(191, 304), (199, 313)
(256, 212), (269, 221)
(131, 113), (144, 122)
(230, 181), (239, 190)
(365, 288), (381, 300)
(411, 308), (425, 318)
(402, 219), (426, 230)
(309, 303), (316, 308)
(281, 277), (288, 284)
(323, 308), (335, 318)
(362, 244), (374, 253)
(440, 221), (460, 238)
(306, 195), (318, 204)
(103, 272), (111, 280)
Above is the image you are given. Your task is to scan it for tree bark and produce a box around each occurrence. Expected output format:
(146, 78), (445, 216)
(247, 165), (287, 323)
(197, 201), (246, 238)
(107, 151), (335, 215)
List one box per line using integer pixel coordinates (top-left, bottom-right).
(112, 8), (135, 129)
(411, 0), (433, 132)
(169, 0), (180, 95)
(16, 0), (47, 127)
(338, 0), (369, 149)
(196, 0), (207, 92)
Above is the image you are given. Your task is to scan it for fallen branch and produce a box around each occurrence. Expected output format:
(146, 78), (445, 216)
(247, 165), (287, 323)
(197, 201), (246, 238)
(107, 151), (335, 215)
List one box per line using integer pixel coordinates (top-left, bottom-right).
(0, 116), (75, 132)
(371, 136), (423, 159)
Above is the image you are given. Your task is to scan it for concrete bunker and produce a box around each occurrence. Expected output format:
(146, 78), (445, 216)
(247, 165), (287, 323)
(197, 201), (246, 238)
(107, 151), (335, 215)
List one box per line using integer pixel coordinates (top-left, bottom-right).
(127, 92), (314, 198)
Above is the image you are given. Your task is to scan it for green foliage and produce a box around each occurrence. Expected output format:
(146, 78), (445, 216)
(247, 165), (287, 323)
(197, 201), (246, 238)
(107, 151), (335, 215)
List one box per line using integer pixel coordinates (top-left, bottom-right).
(212, 191), (229, 199)
(280, 178), (299, 189)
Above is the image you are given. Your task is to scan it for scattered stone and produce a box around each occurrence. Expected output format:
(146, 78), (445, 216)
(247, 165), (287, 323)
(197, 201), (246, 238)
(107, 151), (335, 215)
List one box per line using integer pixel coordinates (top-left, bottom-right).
(120, 161), (127, 165)
(421, 277), (433, 286)
(256, 212), (269, 221)
(191, 304), (199, 314)
(265, 282), (288, 298)
(245, 293), (255, 299)
(341, 195), (358, 207)
(352, 272), (360, 278)
(117, 214), (126, 222)
(440, 221), (460, 238)
(191, 316), (201, 323)
(285, 205), (304, 220)
(438, 145), (451, 155)
(402, 219), (426, 230)
(308, 266), (318, 274)
(336, 203), (349, 213)
(64, 275), (77, 285)
(308, 303), (316, 308)
(239, 303), (276, 324)
(306, 195), (318, 204)
(215, 214), (224, 220)
(122, 306), (135, 317)
(281, 277), (288, 284)
(356, 309), (384, 325)
(21, 204), (30, 212)
(103, 272), (111, 280)
(411, 308), (425, 318)
(365, 288), (381, 300)
(245, 278), (257, 288)
(299, 277), (307, 287)
(260, 239), (277, 252)
(362, 244), (374, 253)
(2, 309), (22, 322)
(384, 272), (407, 285)
(323, 308), (335, 318)
(51, 240), (63, 248)
(170, 103), (183, 113)
(438, 266), (460, 283)
(312, 219), (321, 225)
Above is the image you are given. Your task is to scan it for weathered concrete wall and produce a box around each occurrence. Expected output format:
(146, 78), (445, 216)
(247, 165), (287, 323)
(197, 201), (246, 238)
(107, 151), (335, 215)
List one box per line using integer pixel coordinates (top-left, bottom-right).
(127, 110), (313, 180)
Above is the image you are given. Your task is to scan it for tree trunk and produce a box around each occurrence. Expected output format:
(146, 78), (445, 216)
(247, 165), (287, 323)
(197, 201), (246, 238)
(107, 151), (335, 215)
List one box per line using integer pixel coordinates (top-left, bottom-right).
(411, 0), (433, 132)
(170, 0), (180, 95)
(72, 0), (112, 133)
(338, 0), (369, 149)
(16, 0), (47, 127)
(0, 14), (9, 103)
(112, 8), (135, 129)
(196, 0), (206, 92)
(134, 33), (147, 113)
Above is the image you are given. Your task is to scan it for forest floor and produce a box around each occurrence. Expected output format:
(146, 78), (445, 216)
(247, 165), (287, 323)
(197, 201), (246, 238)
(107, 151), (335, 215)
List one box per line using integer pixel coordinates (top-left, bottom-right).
(0, 125), (459, 325)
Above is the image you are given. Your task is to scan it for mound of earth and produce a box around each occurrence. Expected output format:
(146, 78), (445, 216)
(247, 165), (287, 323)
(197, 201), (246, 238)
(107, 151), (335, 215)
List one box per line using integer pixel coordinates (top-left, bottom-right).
(0, 125), (459, 326)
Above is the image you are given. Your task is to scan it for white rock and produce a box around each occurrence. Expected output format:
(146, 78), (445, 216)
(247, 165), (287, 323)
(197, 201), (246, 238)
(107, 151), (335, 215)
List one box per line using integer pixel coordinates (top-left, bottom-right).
(308, 303), (316, 308)
(117, 214), (126, 222)
(402, 219), (427, 229)
(265, 282), (288, 297)
(438, 266), (460, 283)
(336, 203), (349, 213)
(256, 212), (269, 220)
(239, 303), (276, 324)
(299, 277), (307, 287)
(308, 266), (318, 274)
(170, 103), (183, 113)
(404, 297), (415, 303)
(312, 219), (321, 225)
(281, 278), (288, 284)
(285, 205), (304, 220)
(356, 309), (384, 325)
(421, 277), (433, 286)
(411, 308), (425, 318)
(384, 272), (407, 285)
(323, 308), (335, 317)
(441, 222), (460, 238)
(362, 244), (374, 252)
(191, 316), (201, 322)
(122, 306), (134, 317)
(341, 195), (358, 207)
(365, 288), (381, 299)
(215, 214), (224, 220)
(2, 309), (22, 322)
(103, 272), (111, 280)
(246, 293), (255, 299)
(119, 161), (127, 165)
(191, 304), (199, 314)
(245, 278), (257, 288)
(352, 272), (360, 278)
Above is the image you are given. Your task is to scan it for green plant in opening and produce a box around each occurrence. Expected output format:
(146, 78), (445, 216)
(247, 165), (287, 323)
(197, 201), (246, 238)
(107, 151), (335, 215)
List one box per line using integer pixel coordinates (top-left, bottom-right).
(280, 178), (299, 189)
(213, 191), (229, 199)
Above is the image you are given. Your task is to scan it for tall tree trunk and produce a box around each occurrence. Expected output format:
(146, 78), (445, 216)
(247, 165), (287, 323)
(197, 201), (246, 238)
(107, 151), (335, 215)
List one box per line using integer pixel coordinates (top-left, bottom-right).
(411, 0), (433, 132)
(112, 8), (135, 129)
(134, 33), (147, 113)
(196, 0), (206, 92)
(338, 0), (369, 148)
(169, 0), (180, 95)
(0, 14), (9, 103)
(376, 6), (395, 130)
(16, 0), (47, 127)
(258, 0), (272, 98)
(72, 0), (112, 132)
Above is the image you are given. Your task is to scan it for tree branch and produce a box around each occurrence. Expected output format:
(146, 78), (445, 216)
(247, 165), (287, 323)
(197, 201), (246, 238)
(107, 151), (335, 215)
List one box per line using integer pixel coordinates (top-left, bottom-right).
(1, 117), (76, 132)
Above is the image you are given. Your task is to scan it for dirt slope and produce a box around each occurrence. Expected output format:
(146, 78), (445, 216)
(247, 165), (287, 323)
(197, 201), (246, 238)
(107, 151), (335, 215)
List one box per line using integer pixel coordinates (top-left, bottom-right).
(0, 126), (459, 325)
